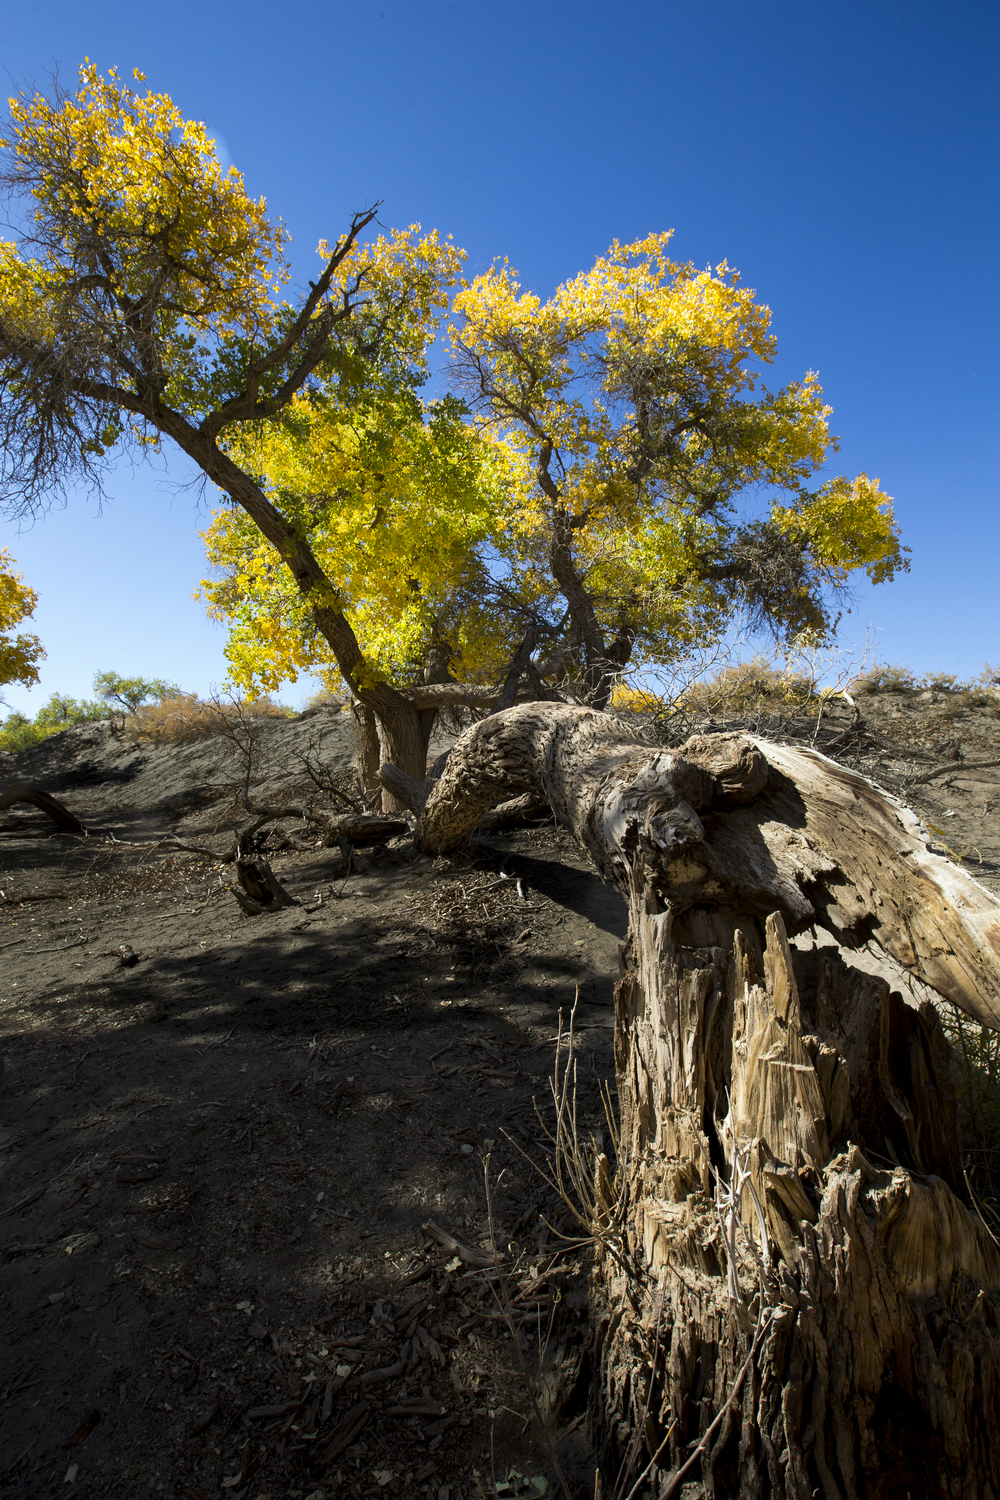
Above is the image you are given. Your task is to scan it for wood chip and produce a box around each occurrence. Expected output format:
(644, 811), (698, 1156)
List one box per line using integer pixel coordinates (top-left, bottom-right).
(115, 1164), (163, 1183)
(247, 1399), (302, 1421)
(61, 1408), (101, 1447)
(317, 1399), (372, 1464)
(60, 1230), (100, 1255)
(132, 1230), (174, 1251)
(422, 1218), (494, 1268)
(190, 1401), (220, 1435)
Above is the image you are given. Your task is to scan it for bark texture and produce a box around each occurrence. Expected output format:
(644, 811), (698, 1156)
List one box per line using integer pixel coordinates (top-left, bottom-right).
(407, 704), (1000, 1498)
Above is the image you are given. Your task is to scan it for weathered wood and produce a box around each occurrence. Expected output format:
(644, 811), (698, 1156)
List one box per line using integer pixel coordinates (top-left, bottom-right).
(406, 703), (1000, 1498)
(378, 753), (544, 829)
(232, 857), (300, 915)
(398, 682), (533, 711)
(0, 783), (86, 835)
(326, 814), (407, 845)
(411, 706), (1000, 1029)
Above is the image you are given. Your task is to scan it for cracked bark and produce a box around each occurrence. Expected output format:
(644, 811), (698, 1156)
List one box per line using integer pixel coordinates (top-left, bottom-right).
(406, 703), (1000, 1498)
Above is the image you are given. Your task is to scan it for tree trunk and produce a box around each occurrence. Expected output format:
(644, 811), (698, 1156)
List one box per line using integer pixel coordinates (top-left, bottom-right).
(0, 783), (86, 835)
(169, 424), (430, 804)
(406, 704), (1000, 1499)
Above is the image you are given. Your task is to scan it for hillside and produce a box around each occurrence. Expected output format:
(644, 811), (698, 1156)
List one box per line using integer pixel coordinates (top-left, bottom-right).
(1, 687), (998, 1499)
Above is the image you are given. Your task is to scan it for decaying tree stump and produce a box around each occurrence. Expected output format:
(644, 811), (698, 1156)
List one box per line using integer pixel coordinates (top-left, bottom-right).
(232, 856), (300, 915)
(384, 704), (1000, 1499)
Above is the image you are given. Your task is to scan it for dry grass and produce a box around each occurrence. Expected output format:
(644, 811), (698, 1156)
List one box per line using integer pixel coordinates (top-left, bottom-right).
(851, 662), (1000, 708)
(943, 1009), (1000, 1237)
(129, 693), (290, 744)
(676, 657), (821, 719)
(850, 663), (919, 695)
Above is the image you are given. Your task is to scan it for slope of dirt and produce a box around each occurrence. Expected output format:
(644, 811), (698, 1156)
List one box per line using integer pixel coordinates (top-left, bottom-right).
(2, 686), (1000, 1500)
(0, 712), (619, 1500)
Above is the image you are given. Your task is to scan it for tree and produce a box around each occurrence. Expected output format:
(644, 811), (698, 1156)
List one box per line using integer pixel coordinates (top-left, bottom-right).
(449, 237), (907, 707)
(0, 547), (43, 688)
(200, 236), (906, 757)
(385, 706), (1000, 1497)
(0, 63), (462, 799)
(199, 386), (523, 705)
(92, 669), (179, 714)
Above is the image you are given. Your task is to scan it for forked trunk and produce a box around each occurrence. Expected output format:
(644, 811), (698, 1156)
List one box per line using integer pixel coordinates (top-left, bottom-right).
(377, 709), (428, 813)
(405, 704), (1000, 1499)
(351, 698), (428, 813)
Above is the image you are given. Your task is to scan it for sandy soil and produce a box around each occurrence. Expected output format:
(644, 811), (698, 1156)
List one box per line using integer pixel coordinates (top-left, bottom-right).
(2, 687), (999, 1500)
(0, 711), (620, 1500)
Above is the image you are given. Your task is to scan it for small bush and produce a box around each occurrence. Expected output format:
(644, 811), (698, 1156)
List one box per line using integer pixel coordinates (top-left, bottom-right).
(131, 693), (289, 744)
(678, 658), (819, 719)
(303, 686), (346, 712)
(0, 693), (110, 751)
(93, 670), (180, 714)
(35, 693), (109, 729)
(850, 663), (917, 695)
(610, 685), (669, 715)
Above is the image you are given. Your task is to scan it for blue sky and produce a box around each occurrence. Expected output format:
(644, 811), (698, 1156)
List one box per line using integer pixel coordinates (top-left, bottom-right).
(1, 0), (997, 712)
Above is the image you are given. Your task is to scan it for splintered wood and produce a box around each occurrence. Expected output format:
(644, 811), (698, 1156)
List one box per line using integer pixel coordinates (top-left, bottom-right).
(404, 703), (1000, 1498)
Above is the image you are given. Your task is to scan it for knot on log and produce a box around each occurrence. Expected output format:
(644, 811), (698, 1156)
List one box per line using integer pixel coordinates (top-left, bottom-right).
(677, 733), (770, 805)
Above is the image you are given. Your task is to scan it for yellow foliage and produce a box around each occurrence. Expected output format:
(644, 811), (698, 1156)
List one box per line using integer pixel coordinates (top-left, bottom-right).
(1, 62), (288, 356)
(450, 235), (907, 679)
(200, 388), (526, 695)
(0, 548), (44, 686)
(771, 474), (904, 586)
(610, 685), (669, 715)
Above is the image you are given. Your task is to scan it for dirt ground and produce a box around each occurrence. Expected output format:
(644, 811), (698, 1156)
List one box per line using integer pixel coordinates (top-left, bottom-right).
(2, 686), (1000, 1500)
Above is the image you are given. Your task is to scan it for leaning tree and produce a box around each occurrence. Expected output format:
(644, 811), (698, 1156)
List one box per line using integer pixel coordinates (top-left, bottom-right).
(0, 67), (909, 802)
(0, 63), (470, 796)
(383, 704), (1000, 1499)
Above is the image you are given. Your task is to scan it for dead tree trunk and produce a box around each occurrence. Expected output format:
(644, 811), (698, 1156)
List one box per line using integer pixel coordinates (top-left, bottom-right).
(396, 704), (1000, 1499)
(0, 783), (86, 835)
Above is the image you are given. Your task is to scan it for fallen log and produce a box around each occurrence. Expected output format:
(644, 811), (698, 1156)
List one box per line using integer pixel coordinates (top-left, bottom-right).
(393, 703), (1000, 1498)
(0, 783), (86, 835)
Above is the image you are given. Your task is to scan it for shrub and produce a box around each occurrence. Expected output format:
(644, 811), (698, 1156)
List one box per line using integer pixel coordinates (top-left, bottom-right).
(849, 663), (917, 695)
(610, 685), (670, 715)
(0, 711), (49, 752)
(93, 670), (180, 714)
(34, 693), (108, 729)
(131, 693), (289, 743)
(678, 658), (819, 719)
(0, 693), (111, 751)
(303, 686), (347, 712)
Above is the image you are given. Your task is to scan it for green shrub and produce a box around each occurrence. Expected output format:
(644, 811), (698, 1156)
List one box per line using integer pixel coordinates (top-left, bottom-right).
(93, 670), (181, 714)
(34, 693), (109, 729)
(0, 712), (50, 751)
